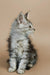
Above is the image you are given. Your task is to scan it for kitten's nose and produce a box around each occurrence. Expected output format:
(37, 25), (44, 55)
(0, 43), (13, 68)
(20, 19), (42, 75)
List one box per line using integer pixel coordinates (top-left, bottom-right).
(33, 28), (35, 31)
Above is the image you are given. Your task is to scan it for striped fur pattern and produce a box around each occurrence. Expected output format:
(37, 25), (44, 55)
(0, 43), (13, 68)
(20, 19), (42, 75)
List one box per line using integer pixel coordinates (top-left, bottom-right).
(8, 12), (37, 74)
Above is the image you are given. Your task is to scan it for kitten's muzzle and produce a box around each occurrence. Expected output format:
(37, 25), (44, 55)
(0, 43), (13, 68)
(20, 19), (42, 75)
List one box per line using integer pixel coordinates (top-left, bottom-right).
(32, 28), (35, 31)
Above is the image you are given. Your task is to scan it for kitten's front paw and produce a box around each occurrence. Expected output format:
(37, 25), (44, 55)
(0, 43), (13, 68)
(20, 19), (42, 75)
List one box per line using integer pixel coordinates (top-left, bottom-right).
(8, 67), (16, 72)
(17, 69), (25, 74)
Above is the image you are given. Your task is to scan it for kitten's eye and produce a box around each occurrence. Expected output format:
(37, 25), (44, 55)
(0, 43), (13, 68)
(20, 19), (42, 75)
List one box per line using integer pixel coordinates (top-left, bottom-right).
(29, 25), (31, 28)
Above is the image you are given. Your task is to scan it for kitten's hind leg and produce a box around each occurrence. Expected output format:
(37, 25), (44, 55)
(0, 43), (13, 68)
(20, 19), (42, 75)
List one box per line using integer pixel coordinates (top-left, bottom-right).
(27, 59), (37, 68)
(26, 58), (37, 70)
(27, 54), (37, 68)
(26, 52), (37, 70)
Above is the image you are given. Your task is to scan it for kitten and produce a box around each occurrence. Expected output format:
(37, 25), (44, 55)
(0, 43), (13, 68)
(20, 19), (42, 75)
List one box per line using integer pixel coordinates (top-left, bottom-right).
(7, 12), (37, 74)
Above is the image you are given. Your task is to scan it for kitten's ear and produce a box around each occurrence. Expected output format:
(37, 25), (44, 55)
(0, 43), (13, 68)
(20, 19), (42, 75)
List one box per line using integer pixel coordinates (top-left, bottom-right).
(17, 12), (24, 23)
(24, 11), (30, 19)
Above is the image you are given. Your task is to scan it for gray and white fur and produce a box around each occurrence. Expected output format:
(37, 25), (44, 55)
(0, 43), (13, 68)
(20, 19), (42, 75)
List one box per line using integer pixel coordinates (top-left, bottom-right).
(7, 12), (37, 74)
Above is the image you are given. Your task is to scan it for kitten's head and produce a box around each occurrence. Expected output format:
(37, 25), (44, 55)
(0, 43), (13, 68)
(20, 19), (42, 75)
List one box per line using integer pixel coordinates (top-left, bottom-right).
(15, 12), (35, 36)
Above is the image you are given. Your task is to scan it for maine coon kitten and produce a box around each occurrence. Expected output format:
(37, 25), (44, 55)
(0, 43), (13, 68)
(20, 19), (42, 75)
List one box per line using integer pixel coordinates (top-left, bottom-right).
(7, 12), (37, 74)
